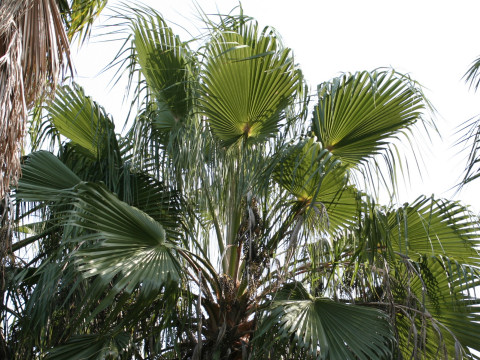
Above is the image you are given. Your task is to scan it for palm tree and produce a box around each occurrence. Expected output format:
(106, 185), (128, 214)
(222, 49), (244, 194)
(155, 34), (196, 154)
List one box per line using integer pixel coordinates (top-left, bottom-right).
(4, 5), (480, 359)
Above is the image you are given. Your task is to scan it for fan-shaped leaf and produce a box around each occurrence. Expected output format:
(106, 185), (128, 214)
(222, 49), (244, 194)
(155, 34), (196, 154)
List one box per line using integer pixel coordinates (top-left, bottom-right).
(395, 257), (480, 359)
(48, 84), (117, 159)
(274, 138), (358, 231)
(132, 10), (191, 127)
(201, 21), (301, 145)
(313, 70), (426, 167)
(72, 183), (182, 296)
(17, 151), (81, 201)
(257, 283), (393, 359)
(389, 197), (480, 263)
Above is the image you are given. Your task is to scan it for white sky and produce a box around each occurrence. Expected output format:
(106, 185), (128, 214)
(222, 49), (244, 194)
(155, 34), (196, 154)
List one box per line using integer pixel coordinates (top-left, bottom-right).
(72, 0), (480, 212)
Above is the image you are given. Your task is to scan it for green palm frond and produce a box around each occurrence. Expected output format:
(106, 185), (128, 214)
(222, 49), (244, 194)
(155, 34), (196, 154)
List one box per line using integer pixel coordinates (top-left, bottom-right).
(255, 282), (393, 360)
(395, 257), (480, 359)
(389, 196), (480, 263)
(312, 69), (428, 168)
(273, 137), (358, 231)
(200, 20), (301, 146)
(16, 150), (81, 201)
(47, 84), (118, 159)
(45, 332), (129, 360)
(458, 55), (480, 188)
(57, 0), (109, 43)
(16, 260), (79, 350)
(124, 172), (183, 242)
(132, 8), (192, 129)
(456, 116), (480, 187)
(71, 183), (182, 296)
(274, 138), (341, 200)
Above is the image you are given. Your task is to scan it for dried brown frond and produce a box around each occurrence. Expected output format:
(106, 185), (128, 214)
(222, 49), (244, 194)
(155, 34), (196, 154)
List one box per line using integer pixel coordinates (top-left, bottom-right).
(0, 0), (26, 200)
(0, 0), (72, 199)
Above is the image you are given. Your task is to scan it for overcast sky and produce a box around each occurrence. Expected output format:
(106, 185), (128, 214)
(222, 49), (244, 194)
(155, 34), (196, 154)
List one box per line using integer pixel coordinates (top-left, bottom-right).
(72, 0), (480, 212)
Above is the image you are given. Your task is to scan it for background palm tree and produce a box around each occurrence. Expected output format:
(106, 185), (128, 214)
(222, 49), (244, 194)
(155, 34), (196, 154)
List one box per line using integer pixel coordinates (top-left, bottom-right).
(3, 5), (480, 359)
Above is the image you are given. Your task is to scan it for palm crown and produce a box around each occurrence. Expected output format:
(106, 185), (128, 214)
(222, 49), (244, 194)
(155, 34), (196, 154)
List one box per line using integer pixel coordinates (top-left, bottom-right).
(4, 4), (480, 360)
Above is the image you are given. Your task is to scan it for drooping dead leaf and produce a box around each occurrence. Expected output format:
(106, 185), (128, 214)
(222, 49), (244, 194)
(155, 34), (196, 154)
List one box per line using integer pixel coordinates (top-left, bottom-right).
(0, 0), (71, 199)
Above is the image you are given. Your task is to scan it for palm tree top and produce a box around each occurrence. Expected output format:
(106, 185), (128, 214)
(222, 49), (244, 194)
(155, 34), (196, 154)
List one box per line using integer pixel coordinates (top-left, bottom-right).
(3, 3), (480, 360)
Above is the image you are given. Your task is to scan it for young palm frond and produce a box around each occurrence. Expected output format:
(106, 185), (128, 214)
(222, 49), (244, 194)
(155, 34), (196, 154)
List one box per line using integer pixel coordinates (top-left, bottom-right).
(200, 18), (302, 147)
(57, 0), (109, 43)
(313, 69), (434, 195)
(273, 137), (358, 233)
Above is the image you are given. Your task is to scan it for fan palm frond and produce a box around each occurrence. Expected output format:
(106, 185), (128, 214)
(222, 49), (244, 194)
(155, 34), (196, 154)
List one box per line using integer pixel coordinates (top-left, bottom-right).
(200, 19), (301, 146)
(389, 196), (480, 263)
(17, 150), (81, 201)
(71, 183), (182, 292)
(274, 137), (358, 232)
(313, 70), (427, 167)
(395, 256), (480, 359)
(131, 8), (193, 129)
(45, 332), (130, 360)
(47, 84), (118, 159)
(255, 282), (393, 359)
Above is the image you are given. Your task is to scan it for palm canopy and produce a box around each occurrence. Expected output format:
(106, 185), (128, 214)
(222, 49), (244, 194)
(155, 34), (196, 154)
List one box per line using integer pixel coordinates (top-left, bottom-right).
(3, 4), (480, 360)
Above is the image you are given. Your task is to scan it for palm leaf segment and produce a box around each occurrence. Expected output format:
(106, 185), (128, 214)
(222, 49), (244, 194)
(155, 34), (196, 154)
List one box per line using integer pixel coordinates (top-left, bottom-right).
(201, 19), (301, 145)
(45, 332), (129, 360)
(458, 56), (480, 186)
(256, 282), (393, 359)
(60, 0), (109, 42)
(389, 196), (480, 263)
(72, 182), (182, 297)
(374, 198), (480, 358)
(18, 168), (183, 299)
(313, 70), (426, 167)
(48, 84), (118, 159)
(394, 257), (480, 359)
(132, 10), (191, 129)
(456, 116), (480, 187)
(274, 137), (358, 231)
(17, 150), (81, 201)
